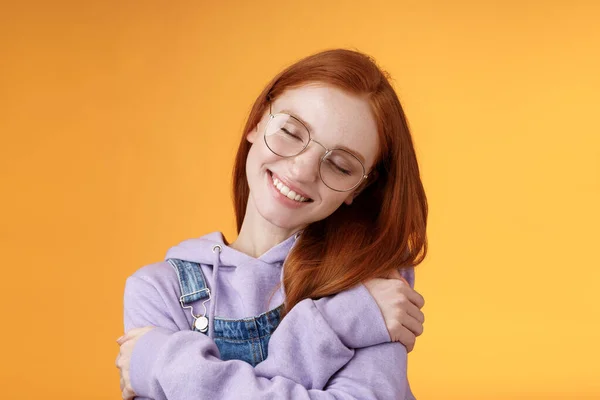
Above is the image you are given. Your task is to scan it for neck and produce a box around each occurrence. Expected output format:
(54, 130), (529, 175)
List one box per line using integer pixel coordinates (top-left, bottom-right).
(230, 196), (302, 258)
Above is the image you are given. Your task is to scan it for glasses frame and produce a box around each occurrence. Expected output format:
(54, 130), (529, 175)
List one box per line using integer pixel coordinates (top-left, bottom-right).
(263, 103), (369, 192)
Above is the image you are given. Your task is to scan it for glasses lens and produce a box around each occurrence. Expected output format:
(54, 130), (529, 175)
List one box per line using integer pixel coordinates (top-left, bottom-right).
(264, 114), (309, 157)
(320, 149), (365, 191)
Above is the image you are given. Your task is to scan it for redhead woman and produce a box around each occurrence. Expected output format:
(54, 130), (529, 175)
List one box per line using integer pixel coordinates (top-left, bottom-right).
(116, 48), (428, 400)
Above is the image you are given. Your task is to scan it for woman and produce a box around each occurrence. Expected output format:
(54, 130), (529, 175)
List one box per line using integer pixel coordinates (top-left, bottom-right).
(116, 48), (428, 399)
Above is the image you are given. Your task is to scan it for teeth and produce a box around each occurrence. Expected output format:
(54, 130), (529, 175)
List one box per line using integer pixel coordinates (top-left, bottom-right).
(272, 176), (309, 202)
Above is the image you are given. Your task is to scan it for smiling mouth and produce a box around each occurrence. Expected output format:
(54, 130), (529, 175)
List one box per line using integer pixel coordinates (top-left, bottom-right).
(268, 171), (313, 203)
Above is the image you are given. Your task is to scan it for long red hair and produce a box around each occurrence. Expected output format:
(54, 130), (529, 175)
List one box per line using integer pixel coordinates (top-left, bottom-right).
(232, 49), (428, 315)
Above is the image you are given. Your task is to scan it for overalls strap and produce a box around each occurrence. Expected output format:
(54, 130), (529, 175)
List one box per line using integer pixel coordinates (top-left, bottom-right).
(167, 258), (210, 306)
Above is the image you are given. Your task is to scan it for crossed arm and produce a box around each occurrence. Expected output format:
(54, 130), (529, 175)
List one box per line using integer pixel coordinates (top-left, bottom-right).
(117, 275), (416, 400)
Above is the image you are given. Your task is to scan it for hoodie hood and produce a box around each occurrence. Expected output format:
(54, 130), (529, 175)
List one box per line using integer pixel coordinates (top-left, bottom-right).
(165, 231), (298, 268)
(163, 231), (300, 337)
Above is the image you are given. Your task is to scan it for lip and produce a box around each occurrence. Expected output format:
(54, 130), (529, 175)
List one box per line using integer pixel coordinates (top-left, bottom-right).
(267, 170), (313, 207)
(269, 171), (313, 200)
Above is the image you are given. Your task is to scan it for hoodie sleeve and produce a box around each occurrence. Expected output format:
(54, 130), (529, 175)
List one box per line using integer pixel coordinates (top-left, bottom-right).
(124, 276), (181, 332)
(125, 276), (411, 400)
(132, 328), (410, 400)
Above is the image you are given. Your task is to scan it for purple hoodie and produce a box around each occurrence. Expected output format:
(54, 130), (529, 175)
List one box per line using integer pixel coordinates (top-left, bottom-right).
(124, 232), (416, 399)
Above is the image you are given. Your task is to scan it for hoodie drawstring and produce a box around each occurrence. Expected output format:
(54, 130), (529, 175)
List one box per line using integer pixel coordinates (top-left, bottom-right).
(208, 244), (222, 339)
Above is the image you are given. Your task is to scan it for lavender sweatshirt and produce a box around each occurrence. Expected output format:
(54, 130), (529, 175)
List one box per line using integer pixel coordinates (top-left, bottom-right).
(124, 232), (416, 399)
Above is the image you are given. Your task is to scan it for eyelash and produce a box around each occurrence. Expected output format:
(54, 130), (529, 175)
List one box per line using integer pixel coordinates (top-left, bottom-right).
(281, 128), (303, 141)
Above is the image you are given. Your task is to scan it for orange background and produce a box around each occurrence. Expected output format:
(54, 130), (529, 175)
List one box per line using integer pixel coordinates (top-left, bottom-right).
(1, 1), (599, 399)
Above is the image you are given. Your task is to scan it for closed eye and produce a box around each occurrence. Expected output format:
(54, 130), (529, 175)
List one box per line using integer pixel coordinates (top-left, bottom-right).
(281, 127), (304, 142)
(325, 159), (352, 176)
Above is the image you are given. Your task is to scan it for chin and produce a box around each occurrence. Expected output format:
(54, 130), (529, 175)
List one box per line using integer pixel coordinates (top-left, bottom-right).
(258, 206), (307, 231)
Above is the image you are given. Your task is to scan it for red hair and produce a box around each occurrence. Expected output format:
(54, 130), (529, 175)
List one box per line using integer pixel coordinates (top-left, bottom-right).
(232, 49), (428, 315)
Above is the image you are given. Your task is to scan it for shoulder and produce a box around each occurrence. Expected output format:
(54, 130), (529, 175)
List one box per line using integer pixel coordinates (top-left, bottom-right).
(125, 261), (182, 303)
(130, 260), (178, 285)
(123, 261), (192, 331)
(130, 260), (178, 283)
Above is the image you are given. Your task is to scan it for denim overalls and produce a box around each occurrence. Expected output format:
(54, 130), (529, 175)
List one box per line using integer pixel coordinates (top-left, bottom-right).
(168, 257), (284, 367)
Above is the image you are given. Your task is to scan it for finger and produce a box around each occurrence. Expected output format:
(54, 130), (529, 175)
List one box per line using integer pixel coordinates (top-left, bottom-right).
(117, 334), (128, 345)
(401, 286), (425, 309)
(392, 324), (416, 352)
(401, 312), (424, 337)
(121, 326), (154, 343)
(404, 301), (425, 324)
(118, 329), (142, 345)
(123, 387), (136, 400)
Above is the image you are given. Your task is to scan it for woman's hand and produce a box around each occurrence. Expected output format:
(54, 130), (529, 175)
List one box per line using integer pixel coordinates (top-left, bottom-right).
(115, 327), (155, 400)
(363, 270), (425, 352)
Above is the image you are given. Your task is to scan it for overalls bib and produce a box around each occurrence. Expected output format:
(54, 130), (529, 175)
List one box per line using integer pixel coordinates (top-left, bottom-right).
(168, 257), (284, 367)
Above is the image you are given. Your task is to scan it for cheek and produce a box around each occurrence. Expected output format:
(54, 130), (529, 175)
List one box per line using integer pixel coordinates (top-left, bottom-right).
(246, 142), (279, 179)
(247, 142), (266, 168)
(317, 191), (348, 214)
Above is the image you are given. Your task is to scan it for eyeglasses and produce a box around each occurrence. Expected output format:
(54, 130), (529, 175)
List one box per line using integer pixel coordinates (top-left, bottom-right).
(263, 104), (368, 192)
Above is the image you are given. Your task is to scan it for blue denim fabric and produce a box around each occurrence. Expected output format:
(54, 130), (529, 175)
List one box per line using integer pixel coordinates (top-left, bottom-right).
(168, 258), (283, 367)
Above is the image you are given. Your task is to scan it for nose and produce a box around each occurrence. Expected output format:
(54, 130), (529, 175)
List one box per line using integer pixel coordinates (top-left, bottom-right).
(287, 142), (323, 184)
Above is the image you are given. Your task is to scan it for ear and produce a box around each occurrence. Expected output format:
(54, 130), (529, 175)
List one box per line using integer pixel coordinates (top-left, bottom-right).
(343, 192), (356, 205)
(343, 169), (378, 205)
(246, 122), (260, 144)
(343, 187), (362, 205)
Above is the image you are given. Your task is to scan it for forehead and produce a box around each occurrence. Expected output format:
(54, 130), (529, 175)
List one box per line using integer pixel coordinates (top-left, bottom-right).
(272, 84), (380, 169)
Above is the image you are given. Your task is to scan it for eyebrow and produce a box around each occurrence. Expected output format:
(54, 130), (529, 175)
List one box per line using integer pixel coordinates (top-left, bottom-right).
(278, 108), (368, 164)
